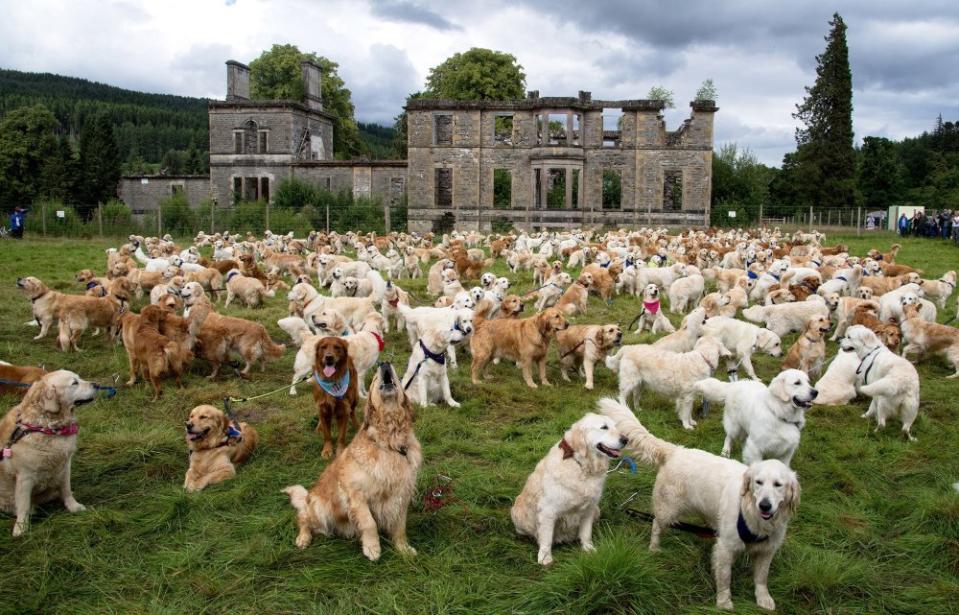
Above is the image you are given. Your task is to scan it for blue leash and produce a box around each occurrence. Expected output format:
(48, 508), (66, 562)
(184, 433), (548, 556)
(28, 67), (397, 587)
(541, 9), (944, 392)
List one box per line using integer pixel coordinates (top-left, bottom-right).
(0, 378), (116, 398)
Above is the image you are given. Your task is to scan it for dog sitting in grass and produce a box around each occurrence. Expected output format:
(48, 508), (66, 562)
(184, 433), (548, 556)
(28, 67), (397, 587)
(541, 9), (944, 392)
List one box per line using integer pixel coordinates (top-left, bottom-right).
(183, 405), (257, 492)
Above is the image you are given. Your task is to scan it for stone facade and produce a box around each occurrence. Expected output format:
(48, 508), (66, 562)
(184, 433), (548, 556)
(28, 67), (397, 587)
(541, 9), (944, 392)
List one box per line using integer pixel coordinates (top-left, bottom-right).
(405, 92), (717, 232)
(117, 175), (209, 219)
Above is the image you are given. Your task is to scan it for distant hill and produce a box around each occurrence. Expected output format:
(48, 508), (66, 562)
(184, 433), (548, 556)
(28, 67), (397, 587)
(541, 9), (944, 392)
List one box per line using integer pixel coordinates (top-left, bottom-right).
(0, 68), (399, 166)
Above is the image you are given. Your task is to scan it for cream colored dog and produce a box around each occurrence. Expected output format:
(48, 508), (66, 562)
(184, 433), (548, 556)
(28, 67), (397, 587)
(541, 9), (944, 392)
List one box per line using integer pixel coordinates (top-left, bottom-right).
(224, 269), (274, 308)
(511, 412), (627, 565)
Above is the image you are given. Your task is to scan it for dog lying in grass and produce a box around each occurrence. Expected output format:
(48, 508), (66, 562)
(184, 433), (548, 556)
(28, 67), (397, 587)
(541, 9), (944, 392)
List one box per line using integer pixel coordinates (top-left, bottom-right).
(600, 398), (800, 611)
(511, 412), (627, 565)
(0, 361), (46, 396)
(183, 405), (257, 492)
(285, 363), (420, 561)
(0, 370), (97, 536)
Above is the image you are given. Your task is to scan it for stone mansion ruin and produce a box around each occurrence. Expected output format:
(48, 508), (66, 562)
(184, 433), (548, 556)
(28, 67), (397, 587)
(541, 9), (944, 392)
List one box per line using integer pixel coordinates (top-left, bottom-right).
(119, 60), (717, 231)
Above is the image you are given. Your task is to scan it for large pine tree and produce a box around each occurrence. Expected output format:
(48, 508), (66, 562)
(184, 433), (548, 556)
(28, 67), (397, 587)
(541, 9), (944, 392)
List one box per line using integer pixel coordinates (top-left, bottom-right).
(78, 112), (121, 209)
(793, 13), (855, 209)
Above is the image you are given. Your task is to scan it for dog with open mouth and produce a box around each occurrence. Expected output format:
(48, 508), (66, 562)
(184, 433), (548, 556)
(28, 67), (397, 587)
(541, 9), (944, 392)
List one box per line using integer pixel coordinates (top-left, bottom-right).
(694, 369), (817, 466)
(183, 405), (258, 492)
(0, 370), (97, 536)
(285, 362), (421, 561)
(600, 398), (800, 611)
(511, 411), (627, 565)
(312, 337), (359, 459)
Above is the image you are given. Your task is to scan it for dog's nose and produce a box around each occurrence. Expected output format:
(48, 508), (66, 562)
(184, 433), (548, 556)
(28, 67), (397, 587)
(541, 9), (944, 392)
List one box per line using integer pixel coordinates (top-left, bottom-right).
(619, 436), (628, 446)
(810, 389), (818, 399)
(759, 499), (772, 513)
(185, 422), (193, 430)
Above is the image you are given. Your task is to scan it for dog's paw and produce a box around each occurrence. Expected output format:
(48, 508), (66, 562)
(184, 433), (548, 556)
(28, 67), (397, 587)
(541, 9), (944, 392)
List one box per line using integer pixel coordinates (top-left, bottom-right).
(396, 543), (417, 557)
(756, 594), (775, 611)
(716, 597), (734, 611)
(295, 533), (312, 549)
(363, 542), (382, 561)
(321, 446), (334, 460)
(66, 501), (86, 513)
(12, 521), (26, 538)
(537, 551), (553, 566)
(289, 388), (298, 396)
(581, 542), (596, 553)
(447, 400), (461, 408)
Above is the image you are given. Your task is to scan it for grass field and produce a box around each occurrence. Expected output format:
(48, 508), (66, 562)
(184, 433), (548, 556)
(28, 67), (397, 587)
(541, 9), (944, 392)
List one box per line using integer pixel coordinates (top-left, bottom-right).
(0, 231), (958, 614)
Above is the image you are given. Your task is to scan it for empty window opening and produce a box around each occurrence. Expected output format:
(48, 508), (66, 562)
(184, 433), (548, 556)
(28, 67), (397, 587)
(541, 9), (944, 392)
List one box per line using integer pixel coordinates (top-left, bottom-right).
(259, 177), (270, 203)
(494, 115), (514, 145)
(233, 132), (243, 154)
(171, 184), (185, 196)
(258, 131), (269, 154)
(243, 177), (259, 201)
(534, 168), (542, 208)
(493, 169), (512, 209)
(547, 114), (568, 146)
(602, 170), (622, 209)
(602, 109), (623, 148)
(434, 114), (453, 145)
(546, 168), (566, 209)
(572, 114), (581, 145)
(232, 177), (242, 203)
(324, 177), (332, 191)
(571, 169), (580, 209)
(664, 170), (683, 211)
(435, 168), (453, 208)
(389, 177), (405, 206)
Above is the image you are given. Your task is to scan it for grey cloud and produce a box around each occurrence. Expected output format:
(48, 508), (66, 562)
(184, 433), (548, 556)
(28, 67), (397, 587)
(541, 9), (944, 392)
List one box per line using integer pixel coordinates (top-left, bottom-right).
(346, 43), (421, 125)
(369, 0), (460, 31)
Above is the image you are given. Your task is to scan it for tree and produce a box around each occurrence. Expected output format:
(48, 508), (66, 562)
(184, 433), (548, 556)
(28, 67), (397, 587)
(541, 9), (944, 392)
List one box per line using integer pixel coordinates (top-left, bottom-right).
(647, 86), (675, 108)
(859, 137), (904, 210)
(77, 112), (121, 209)
(40, 136), (79, 203)
(792, 13), (855, 208)
(695, 79), (717, 102)
(249, 44), (362, 158)
(0, 104), (60, 207)
(424, 48), (526, 100)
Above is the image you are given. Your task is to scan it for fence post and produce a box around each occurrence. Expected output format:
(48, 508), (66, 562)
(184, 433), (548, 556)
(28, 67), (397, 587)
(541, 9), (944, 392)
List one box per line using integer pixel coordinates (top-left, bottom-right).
(157, 201), (162, 237)
(41, 202), (47, 237)
(97, 203), (103, 237)
(856, 207), (861, 237)
(758, 201), (763, 227)
(325, 202), (330, 234)
(828, 210), (832, 226)
(211, 198), (216, 234)
(808, 205), (813, 228)
(265, 198), (271, 234)
(384, 202), (391, 233)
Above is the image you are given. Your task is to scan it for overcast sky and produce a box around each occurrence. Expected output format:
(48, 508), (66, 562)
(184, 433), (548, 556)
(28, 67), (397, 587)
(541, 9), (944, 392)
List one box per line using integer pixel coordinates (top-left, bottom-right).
(2, 0), (957, 165)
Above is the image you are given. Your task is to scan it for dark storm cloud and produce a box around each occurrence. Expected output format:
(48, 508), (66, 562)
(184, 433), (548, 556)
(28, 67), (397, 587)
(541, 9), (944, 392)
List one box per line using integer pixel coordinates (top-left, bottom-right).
(369, 0), (461, 31)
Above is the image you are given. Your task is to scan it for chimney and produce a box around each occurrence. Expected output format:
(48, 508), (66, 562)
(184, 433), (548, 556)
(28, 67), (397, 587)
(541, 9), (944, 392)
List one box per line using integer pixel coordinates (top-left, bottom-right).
(226, 60), (250, 101)
(301, 61), (323, 112)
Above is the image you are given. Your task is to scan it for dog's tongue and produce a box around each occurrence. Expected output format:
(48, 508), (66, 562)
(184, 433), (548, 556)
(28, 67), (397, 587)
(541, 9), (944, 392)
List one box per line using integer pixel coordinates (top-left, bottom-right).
(323, 366), (336, 378)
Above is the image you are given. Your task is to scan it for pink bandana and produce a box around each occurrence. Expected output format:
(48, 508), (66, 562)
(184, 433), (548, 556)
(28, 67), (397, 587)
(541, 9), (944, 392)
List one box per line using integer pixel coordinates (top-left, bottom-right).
(643, 300), (660, 315)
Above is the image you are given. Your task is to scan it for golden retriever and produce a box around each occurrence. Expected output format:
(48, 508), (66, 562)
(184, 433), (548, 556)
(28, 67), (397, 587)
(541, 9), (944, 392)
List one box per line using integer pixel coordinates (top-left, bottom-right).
(556, 324), (622, 389)
(183, 405), (258, 492)
(556, 273), (591, 316)
(225, 269), (274, 308)
(56, 278), (132, 351)
(124, 305), (195, 401)
(901, 302), (959, 377)
(0, 370), (97, 536)
(0, 362), (46, 396)
(312, 336), (359, 459)
(470, 307), (569, 388)
(285, 363), (421, 561)
(16, 276), (70, 340)
(780, 315), (831, 378)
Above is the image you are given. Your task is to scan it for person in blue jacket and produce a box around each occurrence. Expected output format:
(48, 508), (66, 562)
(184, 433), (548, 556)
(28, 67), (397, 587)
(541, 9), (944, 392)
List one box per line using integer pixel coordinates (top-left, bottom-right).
(9, 206), (26, 239)
(897, 212), (909, 237)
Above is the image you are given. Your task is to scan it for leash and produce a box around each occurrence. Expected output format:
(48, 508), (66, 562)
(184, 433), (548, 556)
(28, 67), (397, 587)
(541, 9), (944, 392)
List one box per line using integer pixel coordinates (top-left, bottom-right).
(224, 376), (310, 413)
(0, 378), (117, 398)
(624, 509), (717, 539)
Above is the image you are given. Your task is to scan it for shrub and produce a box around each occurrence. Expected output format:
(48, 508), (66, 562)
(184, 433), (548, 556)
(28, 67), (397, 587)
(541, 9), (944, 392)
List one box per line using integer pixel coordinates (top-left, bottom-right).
(159, 193), (197, 236)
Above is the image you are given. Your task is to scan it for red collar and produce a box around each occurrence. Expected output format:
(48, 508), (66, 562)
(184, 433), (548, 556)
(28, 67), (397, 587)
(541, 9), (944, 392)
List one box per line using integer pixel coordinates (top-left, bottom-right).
(388, 298), (399, 307)
(369, 331), (385, 352)
(19, 422), (79, 436)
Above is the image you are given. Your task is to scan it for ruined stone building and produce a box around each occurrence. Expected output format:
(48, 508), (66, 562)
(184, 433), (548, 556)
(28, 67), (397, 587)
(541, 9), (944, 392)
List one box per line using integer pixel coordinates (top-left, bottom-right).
(119, 60), (717, 231)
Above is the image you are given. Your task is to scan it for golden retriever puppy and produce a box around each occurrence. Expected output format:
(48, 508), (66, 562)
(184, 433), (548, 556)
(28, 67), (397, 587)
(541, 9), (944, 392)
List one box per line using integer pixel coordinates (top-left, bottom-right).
(0, 370), (97, 536)
(312, 337), (360, 459)
(901, 303), (959, 377)
(56, 278), (131, 351)
(285, 363), (420, 561)
(16, 276), (69, 340)
(556, 273), (590, 316)
(0, 362), (46, 396)
(600, 398), (800, 611)
(183, 405), (258, 492)
(224, 269), (274, 308)
(470, 307), (569, 388)
(780, 315), (831, 378)
(511, 412), (627, 565)
(556, 324), (622, 390)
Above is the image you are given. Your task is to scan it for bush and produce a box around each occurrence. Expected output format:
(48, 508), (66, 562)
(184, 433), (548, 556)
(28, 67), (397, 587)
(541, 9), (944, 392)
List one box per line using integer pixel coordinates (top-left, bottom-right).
(231, 200), (266, 234)
(159, 193), (197, 236)
(273, 177), (322, 210)
(24, 200), (89, 237)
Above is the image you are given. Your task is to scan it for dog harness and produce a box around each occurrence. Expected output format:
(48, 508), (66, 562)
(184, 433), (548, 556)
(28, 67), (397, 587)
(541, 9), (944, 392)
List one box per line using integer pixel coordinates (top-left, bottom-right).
(855, 346), (882, 385)
(313, 370), (351, 400)
(737, 511), (769, 544)
(402, 339), (448, 390)
(2, 421), (79, 462)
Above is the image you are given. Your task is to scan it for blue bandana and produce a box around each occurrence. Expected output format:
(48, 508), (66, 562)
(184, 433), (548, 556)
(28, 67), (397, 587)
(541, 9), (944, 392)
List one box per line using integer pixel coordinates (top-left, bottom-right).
(314, 370), (351, 399)
(747, 270), (758, 280)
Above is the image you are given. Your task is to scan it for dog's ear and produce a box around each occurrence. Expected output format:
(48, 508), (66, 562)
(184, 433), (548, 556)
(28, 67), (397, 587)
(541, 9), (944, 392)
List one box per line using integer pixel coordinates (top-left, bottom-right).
(567, 424), (587, 457)
(740, 467), (753, 498)
(784, 473), (801, 515)
(538, 311), (552, 335)
(768, 374), (791, 403)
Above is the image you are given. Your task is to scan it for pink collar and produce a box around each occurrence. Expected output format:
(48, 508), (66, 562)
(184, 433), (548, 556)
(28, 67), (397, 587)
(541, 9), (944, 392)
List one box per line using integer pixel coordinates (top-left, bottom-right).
(643, 300), (660, 315)
(19, 422), (79, 436)
(369, 331), (385, 352)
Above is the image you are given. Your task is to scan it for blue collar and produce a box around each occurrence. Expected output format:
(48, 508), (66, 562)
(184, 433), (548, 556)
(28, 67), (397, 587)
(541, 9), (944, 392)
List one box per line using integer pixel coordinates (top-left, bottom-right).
(419, 339), (446, 364)
(811, 260), (821, 267)
(836, 275), (847, 282)
(452, 321), (468, 335)
(765, 272), (780, 281)
(747, 270), (758, 280)
(226, 271), (240, 282)
(226, 424), (242, 439)
(313, 370), (351, 399)
(86, 281), (100, 290)
(737, 511), (768, 544)
(601, 261), (611, 269)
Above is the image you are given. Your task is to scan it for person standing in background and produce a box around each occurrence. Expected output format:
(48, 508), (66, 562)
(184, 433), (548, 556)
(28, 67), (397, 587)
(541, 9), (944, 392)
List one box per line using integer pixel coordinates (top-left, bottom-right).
(8, 206), (26, 239)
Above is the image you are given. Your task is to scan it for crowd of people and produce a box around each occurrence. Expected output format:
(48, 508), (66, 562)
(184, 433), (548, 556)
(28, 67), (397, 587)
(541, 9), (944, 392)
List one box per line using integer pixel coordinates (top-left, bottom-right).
(897, 208), (959, 241)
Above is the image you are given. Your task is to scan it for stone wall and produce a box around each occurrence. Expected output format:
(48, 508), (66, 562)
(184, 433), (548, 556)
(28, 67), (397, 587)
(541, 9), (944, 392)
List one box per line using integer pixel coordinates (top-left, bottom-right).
(118, 175), (209, 217)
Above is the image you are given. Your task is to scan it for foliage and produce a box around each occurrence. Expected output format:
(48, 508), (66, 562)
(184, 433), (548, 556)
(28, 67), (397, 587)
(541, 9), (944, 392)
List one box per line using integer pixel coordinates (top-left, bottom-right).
(602, 170), (622, 209)
(249, 44), (362, 158)
(646, 86), (675, 109)
(493, 169), (512, 209)
(859, 137), (904, 210)
(391, 92), (423, 160)
(356, 122), (398, 160)
(546, 171), (566, 209)
(695, 78), (717, 102)
(0, 104), (61, 207)
(77, 112), (121, 210)
(159, 193), (197, 236)
(424, 48), (526, 101)
(791, 12), (855, 209)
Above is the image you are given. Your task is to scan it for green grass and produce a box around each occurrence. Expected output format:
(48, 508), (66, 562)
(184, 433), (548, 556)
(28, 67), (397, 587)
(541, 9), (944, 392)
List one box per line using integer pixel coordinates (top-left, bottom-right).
(0, 231), (957, 614)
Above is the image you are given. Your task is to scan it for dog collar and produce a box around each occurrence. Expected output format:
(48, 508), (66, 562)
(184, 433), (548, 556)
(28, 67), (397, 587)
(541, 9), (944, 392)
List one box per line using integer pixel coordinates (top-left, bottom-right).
(451, 321), (469, 335)
(747, 270), (758, 280)
(855, 346), (882, 385)
(699, 350), (717, 371)
(601, 261), (611, 269)
(226, 271), (240, 282)
(940, 278), (955, 289)
(419, 339), (446, 365)
(765, 272), (781, 281)
(370, 331), (385, 352)
(643, 300), (660, 315)
(29, 289), (49, 303)
(558, 438), (575, 460)
(737, 511), (769, 544)
(86, 281), (100, 290)
(2, 421), (79, 462)
(836, 275), (847, 282)
(313, 370), (351, 400)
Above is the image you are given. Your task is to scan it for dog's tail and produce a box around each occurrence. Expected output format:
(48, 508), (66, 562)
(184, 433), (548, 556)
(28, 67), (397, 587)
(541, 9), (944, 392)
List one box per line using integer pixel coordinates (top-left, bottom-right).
(231, 423), (258, 464)
(261, 329), (286, 358)
(605, 348), (623, 371)
(283, 485), (309, 512)
(858, 376), (903, 399)
(692, 377), (733, 403)
(597, 397), (677, 466)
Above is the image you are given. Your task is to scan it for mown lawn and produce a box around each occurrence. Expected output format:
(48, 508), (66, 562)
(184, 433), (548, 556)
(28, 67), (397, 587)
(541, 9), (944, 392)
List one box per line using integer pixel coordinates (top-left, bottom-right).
(0, 231), (957, 615)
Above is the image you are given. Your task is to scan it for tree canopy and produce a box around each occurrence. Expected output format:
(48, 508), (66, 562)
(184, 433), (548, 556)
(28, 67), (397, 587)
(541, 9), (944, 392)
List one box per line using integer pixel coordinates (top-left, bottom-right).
(424, 48), (526, 100)
(0, 104), (60, 207)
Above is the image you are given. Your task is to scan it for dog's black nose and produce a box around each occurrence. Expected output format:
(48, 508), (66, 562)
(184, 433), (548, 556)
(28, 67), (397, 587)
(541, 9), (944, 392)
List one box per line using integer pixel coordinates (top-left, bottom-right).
(759, 499), (772, 512)
(619, 436), (628, 446)
(185, 422), (193, 430)
(810, 389), (818, 399)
